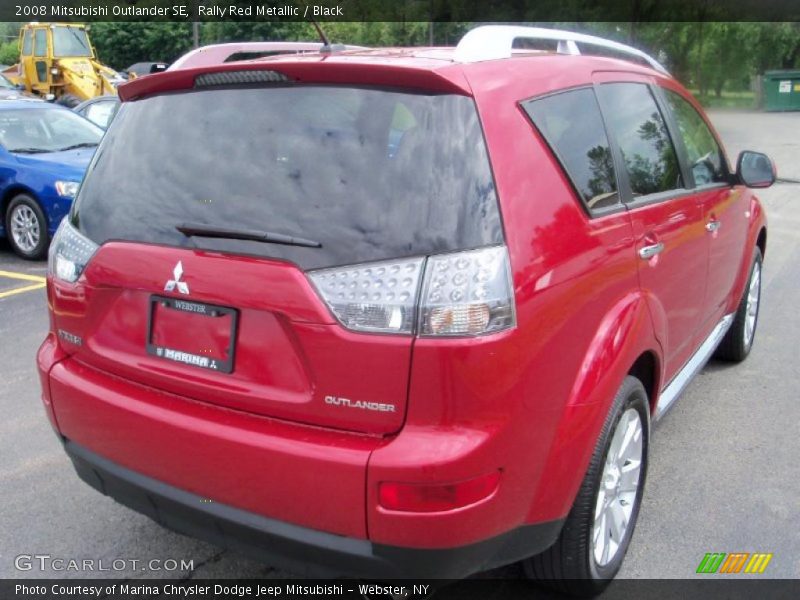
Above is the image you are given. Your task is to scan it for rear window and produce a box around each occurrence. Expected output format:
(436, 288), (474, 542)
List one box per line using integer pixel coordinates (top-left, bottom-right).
(72, 85), (503, 270)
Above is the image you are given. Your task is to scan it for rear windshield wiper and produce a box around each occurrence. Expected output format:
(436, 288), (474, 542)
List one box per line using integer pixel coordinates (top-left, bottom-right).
(56, 142), (99, 151)
(176, 223), (322, 249)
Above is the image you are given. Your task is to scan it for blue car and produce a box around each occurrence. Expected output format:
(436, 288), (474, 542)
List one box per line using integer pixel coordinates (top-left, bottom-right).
(0, 101), (102, 258)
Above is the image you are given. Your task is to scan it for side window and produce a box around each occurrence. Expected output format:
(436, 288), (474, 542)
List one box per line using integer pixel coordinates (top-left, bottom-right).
(597, 83), (683, 198)
(663, 89), (727, 186)
(86, 102), (117, 129)
(522, 87), (619, 213)
(33, 29), (47, 57)
(21, 30), (32, 55)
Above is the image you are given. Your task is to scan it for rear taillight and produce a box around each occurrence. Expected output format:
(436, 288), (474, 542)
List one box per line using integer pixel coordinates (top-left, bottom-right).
(378, 472), (501, 512)
(309, 245), (516, 337)
(47, 219), (98, 283)
(309, 257), (425, 334)
(418, 246), (515, 336)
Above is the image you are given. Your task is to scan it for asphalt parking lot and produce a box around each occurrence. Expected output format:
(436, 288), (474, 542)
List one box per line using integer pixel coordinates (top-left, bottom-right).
(0, 109), (798, 590)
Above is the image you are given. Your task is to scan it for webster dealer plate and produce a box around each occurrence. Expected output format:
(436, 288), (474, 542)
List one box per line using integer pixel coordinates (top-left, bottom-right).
(146, 295), (238, 373)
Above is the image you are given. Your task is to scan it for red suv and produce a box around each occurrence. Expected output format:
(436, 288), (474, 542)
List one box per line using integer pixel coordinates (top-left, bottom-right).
(38, 27), (774, 594)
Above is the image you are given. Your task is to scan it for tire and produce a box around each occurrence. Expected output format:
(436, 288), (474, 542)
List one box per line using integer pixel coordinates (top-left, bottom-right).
(56, 93), (82, 108)
(524, 376), (650, 597)
(5, 194), (49, 260)
(714, 247), (762, 362)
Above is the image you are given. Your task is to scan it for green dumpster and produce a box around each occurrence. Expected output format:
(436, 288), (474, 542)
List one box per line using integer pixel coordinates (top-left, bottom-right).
(763, 70), (800, 111)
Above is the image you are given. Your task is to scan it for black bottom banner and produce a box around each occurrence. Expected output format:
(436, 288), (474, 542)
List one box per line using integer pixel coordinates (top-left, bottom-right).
(2, 579), (799, 600)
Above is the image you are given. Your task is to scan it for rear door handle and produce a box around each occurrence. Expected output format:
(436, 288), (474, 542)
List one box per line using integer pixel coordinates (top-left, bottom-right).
(706, 220), (721, 232)
(638, 242), (665, 260)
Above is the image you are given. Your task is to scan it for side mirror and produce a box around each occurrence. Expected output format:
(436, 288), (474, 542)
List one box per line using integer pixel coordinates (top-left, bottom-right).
(736, 151), (776, 189)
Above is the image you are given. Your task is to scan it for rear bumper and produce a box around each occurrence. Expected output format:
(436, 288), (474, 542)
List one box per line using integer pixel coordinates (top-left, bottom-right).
(66, 439), (562, 579)
(40, 344), (567, 577)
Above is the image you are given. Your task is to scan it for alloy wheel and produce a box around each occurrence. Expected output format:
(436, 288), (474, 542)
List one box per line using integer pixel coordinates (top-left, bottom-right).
(743, 261), (761, 349)
(592, 407), (644, 567)
(10, 204), (40, 253)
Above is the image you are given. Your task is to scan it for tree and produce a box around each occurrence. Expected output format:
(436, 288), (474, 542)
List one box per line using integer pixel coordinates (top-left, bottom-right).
(0, 41), (17, 66)
(90, 22), (194, 70)
(751, 22), (800, 72)
(701, 23), (755, 98)
(199, 22), (313, 45)
(0, 22), (20, 66)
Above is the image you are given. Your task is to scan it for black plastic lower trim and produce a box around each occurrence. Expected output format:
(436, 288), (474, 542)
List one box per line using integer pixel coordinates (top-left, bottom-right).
(64, 439), (564, 579)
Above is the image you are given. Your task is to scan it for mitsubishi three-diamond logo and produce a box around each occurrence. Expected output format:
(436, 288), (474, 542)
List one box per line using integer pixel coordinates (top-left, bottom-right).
(164, 261), (190, 294)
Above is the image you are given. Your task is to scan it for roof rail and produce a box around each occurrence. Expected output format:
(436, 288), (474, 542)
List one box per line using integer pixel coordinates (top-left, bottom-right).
(169, 42), (364, 71)
(454, 26), (669, 74)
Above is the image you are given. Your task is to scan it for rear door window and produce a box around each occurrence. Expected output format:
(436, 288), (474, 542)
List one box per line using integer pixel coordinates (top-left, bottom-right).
(596, 83), (683, 198)
(522, 87), (620, 214)
(73, 85), (503, 270)
(663, 89), (728, 186)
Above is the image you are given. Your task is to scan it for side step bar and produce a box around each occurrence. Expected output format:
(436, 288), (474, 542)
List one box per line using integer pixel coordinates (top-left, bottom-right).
(654, 313), (734, 421)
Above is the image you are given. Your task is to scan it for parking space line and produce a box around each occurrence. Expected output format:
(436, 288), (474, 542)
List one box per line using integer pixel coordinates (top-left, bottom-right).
(0, 282), (46, 299)
(0, 269), (47, 283)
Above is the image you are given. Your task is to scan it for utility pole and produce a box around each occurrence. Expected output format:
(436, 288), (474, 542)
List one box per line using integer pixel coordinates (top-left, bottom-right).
(428, 0), (434, 46)
(192, 0), (200, 49)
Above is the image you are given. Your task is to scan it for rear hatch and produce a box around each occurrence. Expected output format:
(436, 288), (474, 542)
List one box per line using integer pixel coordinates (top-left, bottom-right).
(55, 79), (503, 435)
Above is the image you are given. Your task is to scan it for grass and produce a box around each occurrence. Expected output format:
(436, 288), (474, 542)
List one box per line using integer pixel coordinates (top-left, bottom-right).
(688, 89), (757, 110)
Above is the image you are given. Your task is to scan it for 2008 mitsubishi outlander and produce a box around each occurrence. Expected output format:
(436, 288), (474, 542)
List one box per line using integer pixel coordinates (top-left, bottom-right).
(38, 26), (774, 595)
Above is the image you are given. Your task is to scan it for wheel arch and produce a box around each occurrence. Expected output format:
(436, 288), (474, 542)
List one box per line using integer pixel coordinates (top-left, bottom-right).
(726, 203), (767, 316)
(627, 350), (661, 416)
(756, 226), (767, 260)
(2, 184), (40, 219)
(524, 292), (662, 524)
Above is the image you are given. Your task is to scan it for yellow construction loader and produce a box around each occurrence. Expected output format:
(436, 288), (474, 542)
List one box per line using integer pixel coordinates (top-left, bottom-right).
(2, 23), (123, 107)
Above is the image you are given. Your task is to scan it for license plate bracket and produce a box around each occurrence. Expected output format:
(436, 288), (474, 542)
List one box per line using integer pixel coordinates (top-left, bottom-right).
(146, 295), (238, 374)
